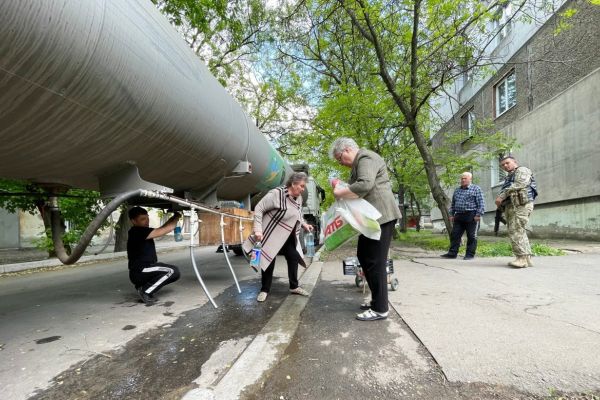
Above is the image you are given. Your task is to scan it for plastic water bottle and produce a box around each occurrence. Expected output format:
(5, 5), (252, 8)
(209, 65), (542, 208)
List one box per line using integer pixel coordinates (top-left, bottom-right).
(174, 225), (183, 242)
(249, 241), (262, 272)
(330, 178), (348, 189)
(305, 232), (315, 257)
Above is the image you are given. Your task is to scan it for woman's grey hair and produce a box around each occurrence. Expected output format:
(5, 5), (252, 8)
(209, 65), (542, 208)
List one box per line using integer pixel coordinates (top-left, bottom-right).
(285, 171), (308, 187)
(330, 137), (359, 159)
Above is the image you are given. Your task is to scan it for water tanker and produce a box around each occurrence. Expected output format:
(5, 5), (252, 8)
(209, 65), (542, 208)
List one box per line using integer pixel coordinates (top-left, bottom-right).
(0, 0), (290, 202)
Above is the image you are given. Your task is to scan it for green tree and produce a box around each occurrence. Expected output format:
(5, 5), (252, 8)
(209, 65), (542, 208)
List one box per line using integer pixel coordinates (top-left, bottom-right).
(153, 0), (312, 150)
(0, 179), (107, 256)
(152, 0), (270, 85)
(273, 0), (524, 234)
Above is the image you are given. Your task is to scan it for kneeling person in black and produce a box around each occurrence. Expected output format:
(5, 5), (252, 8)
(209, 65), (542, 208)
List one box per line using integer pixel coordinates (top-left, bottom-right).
(127, 206), (181, 304)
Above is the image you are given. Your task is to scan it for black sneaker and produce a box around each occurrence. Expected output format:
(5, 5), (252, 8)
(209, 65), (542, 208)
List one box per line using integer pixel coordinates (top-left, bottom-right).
(440, 253), (457, 259)
(463, 255), (474, 260)
(138, 288), (155, 304)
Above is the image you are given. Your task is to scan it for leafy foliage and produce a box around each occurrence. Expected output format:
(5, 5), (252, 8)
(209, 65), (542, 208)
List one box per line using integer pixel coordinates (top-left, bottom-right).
(271, 0), (521, 231)
(152, 0), (270, 84)
(0, 179), (108, 252)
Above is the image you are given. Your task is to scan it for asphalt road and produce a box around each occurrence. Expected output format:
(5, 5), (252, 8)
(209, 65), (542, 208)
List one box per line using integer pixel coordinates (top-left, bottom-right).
(0, 247), (264, 400)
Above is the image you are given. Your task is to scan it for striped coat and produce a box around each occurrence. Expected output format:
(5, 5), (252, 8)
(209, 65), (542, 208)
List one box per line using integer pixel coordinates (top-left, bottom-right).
(242, 186), (306, 271)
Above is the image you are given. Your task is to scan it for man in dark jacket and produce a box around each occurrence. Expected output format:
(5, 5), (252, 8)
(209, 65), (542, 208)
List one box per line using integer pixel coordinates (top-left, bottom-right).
(127, 207), (181, 304)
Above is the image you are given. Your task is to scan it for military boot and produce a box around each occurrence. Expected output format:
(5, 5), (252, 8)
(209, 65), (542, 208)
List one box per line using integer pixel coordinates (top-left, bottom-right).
(526, 255), (534, 267)
(508, 256), (528, 268)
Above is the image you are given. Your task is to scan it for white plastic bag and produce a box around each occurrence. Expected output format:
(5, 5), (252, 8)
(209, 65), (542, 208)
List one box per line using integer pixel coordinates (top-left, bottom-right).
(322, 198), (381, 250)
(336, 199), (381, 240)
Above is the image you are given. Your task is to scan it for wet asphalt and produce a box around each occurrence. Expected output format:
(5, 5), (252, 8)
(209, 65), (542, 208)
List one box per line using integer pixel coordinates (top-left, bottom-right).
(28, 280), (288, 400)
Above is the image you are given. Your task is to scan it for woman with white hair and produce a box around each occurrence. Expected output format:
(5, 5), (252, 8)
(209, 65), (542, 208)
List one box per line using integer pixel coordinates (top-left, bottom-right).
(331, 137), (401, 321)
(243, 172), (314, 302)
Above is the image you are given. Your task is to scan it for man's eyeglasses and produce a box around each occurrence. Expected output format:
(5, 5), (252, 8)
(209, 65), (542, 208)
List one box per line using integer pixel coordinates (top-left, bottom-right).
(334, 149), (345, 162)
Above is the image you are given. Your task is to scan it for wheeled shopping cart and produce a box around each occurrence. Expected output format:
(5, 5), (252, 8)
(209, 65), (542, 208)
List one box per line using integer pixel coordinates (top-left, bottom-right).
(342, 257), (399, 291)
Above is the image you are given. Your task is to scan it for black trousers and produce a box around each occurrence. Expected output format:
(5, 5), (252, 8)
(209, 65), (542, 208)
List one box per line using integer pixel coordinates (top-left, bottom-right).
(129, 262), (181, 295)
(448, 211), (479, 257)
(357, 219), (396, 314)
(261, 231), (301, 292)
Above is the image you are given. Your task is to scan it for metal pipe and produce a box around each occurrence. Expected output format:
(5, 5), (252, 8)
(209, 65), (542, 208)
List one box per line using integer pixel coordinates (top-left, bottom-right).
(49, 189), (251, 265)
(189, 209), (218, 308)
(220, 214), (242, 294)
(239, 218), (250, 262)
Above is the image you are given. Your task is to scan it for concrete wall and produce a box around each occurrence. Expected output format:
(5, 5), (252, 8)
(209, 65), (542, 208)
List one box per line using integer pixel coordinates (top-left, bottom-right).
(431, 0), (600, 240)
(504, 69), (600, 205)
(0, 208), (19, 248)
(433, 0), (566, 126)
(434, 68), (600, 240)
(19, 211), (45, 247)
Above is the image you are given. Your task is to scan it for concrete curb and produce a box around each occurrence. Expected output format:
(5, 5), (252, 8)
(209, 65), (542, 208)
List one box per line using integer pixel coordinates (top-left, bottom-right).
(182, 255), (323, 400)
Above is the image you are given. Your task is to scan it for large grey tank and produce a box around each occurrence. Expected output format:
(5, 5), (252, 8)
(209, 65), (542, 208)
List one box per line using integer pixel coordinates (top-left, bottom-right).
(0, 0), (289, 201)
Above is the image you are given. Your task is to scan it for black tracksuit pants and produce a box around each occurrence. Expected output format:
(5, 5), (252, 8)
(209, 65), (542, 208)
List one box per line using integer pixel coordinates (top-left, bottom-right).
(129, 262), (181, 295)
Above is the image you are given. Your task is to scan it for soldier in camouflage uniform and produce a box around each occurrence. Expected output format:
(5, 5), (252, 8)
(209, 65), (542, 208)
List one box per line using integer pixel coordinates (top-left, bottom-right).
(495, 156), (538, 268)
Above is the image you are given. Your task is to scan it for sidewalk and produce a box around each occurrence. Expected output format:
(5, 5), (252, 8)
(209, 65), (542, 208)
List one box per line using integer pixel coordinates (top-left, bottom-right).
(240, 242), (600, 399)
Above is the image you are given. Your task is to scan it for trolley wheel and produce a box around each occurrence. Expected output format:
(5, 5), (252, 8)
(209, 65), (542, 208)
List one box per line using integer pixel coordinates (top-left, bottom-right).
(390, 277), (399, 291)
(355, 276), (363, 288)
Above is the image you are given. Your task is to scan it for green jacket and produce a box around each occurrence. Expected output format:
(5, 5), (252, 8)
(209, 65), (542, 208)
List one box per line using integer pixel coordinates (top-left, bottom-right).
(348, 149), (401, 225)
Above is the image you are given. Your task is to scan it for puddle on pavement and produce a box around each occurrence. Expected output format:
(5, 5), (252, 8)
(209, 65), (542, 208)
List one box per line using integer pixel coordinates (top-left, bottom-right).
(35, 336), (62, 344)
(28, 280), (287, 400)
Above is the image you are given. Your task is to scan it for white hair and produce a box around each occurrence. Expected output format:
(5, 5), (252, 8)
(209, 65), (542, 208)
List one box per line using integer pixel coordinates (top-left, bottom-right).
(330, 137), (359, 159)
(461, 172), (472, 179)
(285, 172), (308, 187)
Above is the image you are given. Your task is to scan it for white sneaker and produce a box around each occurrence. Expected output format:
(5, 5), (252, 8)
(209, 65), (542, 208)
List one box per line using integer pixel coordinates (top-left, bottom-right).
(289, 287), (309, 296)
(356, 309), (388, 321)
(256, 292), (268, 302)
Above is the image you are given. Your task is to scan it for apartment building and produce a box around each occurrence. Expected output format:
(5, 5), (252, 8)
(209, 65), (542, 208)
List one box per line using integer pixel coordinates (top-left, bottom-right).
(431, 0), (600, 240)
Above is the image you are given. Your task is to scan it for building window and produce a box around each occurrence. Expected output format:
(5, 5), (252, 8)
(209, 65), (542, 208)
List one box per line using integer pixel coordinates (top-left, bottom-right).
(462, 68), (473, 86)
(493, 3), (513, 44)
(495, 71), (516, 117)
(461, 108), (475, 138)
(491, 157), (507, 186)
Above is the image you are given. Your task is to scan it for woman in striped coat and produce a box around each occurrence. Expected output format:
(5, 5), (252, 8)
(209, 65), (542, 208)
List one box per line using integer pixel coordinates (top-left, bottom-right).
(242, 172), (314, 302)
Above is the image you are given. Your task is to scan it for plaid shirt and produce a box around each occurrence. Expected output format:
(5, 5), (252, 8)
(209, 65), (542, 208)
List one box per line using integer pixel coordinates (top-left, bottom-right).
(449, 184), (485, 216)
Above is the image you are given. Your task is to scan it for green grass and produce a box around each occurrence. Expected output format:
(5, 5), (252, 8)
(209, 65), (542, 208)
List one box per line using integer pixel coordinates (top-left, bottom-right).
(395, 230), (564, 257)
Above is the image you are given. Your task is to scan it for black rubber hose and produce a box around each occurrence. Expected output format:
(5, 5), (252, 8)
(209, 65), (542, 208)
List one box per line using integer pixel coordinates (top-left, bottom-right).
(50, 189), (143, 265)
